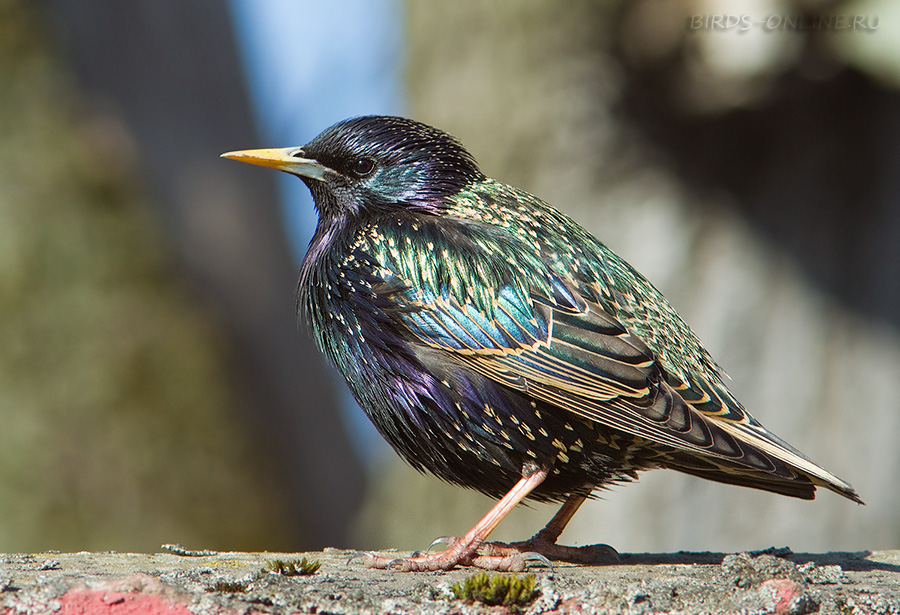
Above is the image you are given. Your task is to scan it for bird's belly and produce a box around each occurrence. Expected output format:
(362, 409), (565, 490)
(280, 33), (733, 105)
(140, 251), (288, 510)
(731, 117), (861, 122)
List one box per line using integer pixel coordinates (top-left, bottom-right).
(346, 354), (656, 502)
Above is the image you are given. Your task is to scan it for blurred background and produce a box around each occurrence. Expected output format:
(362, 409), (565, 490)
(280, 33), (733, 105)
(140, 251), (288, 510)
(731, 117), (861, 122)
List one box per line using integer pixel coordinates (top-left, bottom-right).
(1, 0), (898, 554)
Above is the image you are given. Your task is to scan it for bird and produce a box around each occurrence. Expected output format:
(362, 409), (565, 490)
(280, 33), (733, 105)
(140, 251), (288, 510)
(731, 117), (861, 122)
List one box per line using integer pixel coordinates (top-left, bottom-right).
(222, 116), (862, 572)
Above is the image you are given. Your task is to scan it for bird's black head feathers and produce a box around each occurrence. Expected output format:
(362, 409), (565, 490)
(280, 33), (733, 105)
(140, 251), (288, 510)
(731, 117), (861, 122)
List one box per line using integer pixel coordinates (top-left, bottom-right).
(299, 116), (485, 218)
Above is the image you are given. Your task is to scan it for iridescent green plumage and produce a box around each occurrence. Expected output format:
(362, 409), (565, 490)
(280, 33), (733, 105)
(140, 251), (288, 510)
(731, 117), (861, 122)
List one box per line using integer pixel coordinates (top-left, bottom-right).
(223, 116), (861, 571)
(328, 174), (858, 502)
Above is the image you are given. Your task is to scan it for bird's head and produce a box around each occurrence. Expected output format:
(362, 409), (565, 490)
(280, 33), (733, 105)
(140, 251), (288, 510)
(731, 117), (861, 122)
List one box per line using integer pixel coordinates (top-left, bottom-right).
(222, 116), (484, 221)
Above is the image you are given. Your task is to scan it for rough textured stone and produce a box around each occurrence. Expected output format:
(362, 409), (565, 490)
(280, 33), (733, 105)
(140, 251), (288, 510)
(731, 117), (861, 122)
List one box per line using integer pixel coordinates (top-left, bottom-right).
(1, 549), (898, 614)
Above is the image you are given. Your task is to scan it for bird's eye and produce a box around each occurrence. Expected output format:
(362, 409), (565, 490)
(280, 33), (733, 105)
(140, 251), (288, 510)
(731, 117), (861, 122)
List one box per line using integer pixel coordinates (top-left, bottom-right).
(352, 157), (375, 177)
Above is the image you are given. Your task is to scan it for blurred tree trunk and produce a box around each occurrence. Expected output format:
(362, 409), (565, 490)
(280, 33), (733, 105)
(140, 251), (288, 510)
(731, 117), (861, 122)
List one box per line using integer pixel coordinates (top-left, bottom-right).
(0, 0), (287, 551)
(45, 0), (367, 549)
(355, 0), (899, 553)
(0, 0), (365, 551)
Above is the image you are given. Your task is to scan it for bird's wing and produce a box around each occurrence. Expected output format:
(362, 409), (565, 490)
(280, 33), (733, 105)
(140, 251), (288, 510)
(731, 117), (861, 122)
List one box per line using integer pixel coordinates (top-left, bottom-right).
(367, 238), (858, 501)
(409, 282), (860, 498)
(356, 214), (859, 501)
(401, 278), (761, 456)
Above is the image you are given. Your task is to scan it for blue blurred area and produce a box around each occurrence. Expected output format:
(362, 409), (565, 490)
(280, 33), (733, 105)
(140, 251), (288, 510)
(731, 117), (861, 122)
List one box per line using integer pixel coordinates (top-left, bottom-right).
(227, 0), (404, 463)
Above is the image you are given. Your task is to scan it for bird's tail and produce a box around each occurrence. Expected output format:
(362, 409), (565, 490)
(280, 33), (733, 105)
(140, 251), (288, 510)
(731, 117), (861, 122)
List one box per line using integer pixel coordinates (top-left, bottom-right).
(667, 419), (863, 504)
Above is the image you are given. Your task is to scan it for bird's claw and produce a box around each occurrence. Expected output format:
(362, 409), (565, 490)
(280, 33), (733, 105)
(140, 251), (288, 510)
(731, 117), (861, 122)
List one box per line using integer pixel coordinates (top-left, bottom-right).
(346, 551), (377, 566)
(426, 536), (457, 552)
(395, 536), (458, 562)
(520, 551), (555, 571)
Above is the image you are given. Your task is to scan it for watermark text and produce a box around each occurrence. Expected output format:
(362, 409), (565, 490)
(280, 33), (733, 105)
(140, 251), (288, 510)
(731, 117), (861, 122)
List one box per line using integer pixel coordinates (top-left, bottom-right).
(687, 14), (879, 33)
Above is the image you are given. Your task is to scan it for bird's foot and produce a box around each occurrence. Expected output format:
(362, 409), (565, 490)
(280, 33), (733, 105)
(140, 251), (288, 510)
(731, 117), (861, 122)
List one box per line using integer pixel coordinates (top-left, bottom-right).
(348, 535), (544, 572)
(478, 533), (619, 565)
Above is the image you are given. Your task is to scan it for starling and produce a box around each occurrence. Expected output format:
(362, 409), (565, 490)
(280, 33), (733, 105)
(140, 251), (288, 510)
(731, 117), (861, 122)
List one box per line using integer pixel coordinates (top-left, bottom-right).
(222, 116), (861, 572)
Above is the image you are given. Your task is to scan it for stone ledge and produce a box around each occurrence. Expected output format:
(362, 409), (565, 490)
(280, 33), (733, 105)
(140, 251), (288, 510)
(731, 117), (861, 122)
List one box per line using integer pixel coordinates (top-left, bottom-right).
(1, 548), (898, 614)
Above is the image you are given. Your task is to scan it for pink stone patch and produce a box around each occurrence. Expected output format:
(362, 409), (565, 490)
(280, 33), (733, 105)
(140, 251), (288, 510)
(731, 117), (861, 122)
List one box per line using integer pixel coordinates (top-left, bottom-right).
(58, 586), (194, 615)
(761, 578), (805, 614)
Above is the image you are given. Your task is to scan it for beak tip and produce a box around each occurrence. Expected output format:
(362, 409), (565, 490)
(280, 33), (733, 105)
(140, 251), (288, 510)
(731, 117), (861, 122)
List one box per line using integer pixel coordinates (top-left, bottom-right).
(218, 147), (326, 181)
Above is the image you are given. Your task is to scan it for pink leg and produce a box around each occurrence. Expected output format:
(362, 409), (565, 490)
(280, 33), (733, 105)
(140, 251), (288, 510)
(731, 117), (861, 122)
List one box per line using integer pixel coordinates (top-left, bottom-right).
(356, 468), (549, 572)
(479, 494), (619, 563)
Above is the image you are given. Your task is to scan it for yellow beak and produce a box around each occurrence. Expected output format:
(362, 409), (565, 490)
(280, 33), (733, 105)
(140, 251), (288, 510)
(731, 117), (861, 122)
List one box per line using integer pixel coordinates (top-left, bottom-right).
(220, 147), (327, 181)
